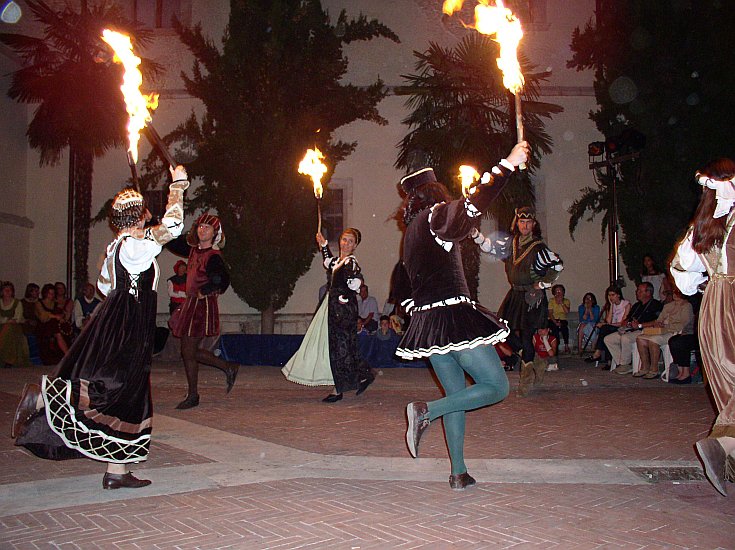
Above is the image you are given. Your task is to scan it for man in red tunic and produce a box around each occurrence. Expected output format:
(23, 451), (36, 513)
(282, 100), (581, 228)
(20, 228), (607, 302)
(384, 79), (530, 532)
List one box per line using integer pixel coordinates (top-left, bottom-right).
(169, 213), (239, 409)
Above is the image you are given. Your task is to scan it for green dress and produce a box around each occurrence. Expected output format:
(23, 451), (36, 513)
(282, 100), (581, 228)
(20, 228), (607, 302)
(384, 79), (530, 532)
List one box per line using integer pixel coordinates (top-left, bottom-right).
(0, 298), (30, 368)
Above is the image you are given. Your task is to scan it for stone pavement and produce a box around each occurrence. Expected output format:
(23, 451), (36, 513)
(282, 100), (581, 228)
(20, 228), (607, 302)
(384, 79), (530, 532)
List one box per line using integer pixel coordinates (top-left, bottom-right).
(1, 354), (734, 549)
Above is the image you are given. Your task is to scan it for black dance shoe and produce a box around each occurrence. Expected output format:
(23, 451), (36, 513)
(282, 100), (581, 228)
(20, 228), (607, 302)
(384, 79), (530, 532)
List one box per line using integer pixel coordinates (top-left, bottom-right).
(11, 382), (41, 438)
(583, 355), (597, 363)
(175, 393), (200, 410)
(406, 401), (430, 458)
(322, 393), (343, 403)
(695, 438), (728, 496)
(225, 364), (240, 394)
(670, 376), (692, 385)
(103, 472), (152, 490)
(356, 375), (375, 396)
(449, 472), (477, 491)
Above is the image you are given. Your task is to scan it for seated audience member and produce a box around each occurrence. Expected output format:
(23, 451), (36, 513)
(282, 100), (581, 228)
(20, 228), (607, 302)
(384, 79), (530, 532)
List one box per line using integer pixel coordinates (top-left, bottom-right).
(519, 323), (557, 396)
(640, 254), (672, 302)
(167, 260), (187, 315)
(585, 285), (630, 368)
(357, 284), (380, 333)
(607, 281), (663, 375)
(356, 318), (368, 335)
(73, 282), (102, 332)
(0, 281), (31, 368)
(54, 281), (74, 323)
(21, 283), (40, 336)
(666, 292), (702, 384)
(35, 283), (71, 365)
(375, 315), (396, 340)
(635, 286), (694, 379)
(667, 334), (699, 384)
(548, 284), (571, 353)
(577, 292), (600, 354)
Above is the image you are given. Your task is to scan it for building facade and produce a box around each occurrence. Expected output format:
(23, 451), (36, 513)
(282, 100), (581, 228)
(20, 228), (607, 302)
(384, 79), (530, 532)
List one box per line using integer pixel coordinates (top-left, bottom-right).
(1, 0), (621, 332)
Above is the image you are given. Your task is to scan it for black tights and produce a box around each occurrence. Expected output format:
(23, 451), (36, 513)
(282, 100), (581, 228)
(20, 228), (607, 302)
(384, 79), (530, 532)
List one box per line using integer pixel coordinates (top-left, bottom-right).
(180, 336), (230, 396)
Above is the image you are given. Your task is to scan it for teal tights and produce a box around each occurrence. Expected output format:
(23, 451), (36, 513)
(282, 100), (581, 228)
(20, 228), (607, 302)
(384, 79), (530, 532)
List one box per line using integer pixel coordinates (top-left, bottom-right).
(427, 345), (509, 475)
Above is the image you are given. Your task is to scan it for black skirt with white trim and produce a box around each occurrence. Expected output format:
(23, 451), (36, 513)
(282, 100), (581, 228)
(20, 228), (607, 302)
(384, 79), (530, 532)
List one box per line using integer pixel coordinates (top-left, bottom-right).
(396, 301), (509, 360)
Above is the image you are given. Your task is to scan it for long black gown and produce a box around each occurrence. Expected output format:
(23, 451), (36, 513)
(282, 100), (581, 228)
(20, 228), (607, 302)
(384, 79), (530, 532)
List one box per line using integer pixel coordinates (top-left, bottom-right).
(325, 254), (372, 393)
(16, 239), (156, 462)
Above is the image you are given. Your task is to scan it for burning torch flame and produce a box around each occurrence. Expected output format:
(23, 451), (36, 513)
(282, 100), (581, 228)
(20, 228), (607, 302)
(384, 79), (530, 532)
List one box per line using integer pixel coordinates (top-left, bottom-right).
(101, 29), (159, 163)
(442, 0), (524, 94)
(459, 165), (481, 197)
(298, 148), (328, 199)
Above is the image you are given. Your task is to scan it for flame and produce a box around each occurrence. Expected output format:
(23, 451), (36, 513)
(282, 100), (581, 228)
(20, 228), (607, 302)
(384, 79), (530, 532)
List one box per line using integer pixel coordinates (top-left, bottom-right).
(442, 0), (465, 15)
(298, 148), (328, 199)
(101, 29), (159, 163)
(458, 165), (481, 197)
(443, 0), (524, 94)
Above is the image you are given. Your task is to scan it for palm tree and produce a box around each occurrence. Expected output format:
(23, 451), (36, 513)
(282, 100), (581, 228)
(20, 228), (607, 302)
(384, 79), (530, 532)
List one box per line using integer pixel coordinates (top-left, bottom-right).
(0, 0), (158, 293)
(396, 33), (562, 298)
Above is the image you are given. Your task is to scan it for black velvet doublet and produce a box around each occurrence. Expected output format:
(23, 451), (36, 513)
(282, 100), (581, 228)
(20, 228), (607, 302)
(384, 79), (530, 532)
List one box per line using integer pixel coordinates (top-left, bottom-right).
(397, 164), (513, 359)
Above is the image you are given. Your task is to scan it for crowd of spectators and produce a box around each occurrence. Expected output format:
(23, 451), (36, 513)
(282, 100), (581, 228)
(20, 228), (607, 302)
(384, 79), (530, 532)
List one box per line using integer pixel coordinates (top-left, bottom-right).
(0, 279), (102, 367)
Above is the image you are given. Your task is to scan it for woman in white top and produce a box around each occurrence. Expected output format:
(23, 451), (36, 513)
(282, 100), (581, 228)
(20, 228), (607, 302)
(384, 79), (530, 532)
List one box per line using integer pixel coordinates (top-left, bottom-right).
(13, 166), (188, 490)
(584, 285), (630, 368)
(640, 254), (671, 301)
(671, 157), (735, 496)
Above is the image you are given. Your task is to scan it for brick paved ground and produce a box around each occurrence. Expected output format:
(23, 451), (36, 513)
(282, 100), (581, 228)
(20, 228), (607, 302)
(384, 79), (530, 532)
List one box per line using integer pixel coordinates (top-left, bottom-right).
(1, 354), (733, 549)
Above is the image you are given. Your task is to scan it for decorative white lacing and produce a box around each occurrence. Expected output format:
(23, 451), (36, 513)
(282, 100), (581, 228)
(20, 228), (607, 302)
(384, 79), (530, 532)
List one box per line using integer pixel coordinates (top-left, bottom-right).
(427, 203), (453, 251)
(402, 295), (476, 314)
(396, 325), (510, 360)
(42, 376), (150, 464)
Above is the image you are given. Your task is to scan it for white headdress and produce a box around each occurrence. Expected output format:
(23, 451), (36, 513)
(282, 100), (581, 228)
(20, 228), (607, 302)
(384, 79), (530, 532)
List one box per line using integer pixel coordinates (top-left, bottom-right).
(696, 172), (735, 218)
(112, 188), (144, 212)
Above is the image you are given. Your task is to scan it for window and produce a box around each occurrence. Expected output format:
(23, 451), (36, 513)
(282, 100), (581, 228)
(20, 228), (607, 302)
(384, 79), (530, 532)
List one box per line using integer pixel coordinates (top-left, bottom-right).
(129, 0), (181, 29)
(320, 177), (353, 243)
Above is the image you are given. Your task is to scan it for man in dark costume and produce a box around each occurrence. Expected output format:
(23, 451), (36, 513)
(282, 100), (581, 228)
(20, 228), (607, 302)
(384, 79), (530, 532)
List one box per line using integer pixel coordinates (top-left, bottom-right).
(168, 213), (239, 409)
(472, 207), (563, 396)
(399, 142), (529, 490)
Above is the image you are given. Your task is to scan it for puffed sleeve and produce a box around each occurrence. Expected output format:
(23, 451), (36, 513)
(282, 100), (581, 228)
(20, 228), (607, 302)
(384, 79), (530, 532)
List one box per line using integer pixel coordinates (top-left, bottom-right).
(472, 228), (511, 260)
(344, 257), (363, 292)
(530, 245), (564, 288)
(320, 243), (336, 270)
(429, 161), (514, 243)
(200, 253), (230, 295)
(670, 229), (708, 295)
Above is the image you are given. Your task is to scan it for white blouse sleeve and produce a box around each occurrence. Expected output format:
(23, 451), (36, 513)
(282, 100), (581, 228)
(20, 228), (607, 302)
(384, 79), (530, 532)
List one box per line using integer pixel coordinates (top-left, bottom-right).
(670, 230), (708, 296)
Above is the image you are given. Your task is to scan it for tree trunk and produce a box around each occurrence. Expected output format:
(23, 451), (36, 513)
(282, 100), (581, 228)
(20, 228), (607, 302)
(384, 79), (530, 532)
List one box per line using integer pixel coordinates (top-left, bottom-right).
(66, 148), (76, 293)
(260, 304), (276, 335)
(72, 148), (94, 296)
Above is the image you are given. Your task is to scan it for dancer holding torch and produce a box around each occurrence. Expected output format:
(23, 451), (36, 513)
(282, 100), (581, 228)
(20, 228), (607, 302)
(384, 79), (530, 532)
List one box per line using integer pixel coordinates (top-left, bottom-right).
(282, 149), (375, 402)
(399, 140), (529, 490)
(12, 166), (188, 489)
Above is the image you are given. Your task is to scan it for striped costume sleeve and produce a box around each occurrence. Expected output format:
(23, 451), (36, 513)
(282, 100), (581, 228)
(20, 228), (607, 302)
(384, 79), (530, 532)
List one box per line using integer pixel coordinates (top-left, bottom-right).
(531, 245), (563, 288)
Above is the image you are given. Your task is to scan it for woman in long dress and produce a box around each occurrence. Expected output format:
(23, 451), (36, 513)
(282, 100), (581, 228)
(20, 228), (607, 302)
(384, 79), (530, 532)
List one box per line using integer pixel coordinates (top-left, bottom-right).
(0, 281), (30, 368)
(671, 157), (735, 496)
(12, 166), (188, 489)
(400, 141), (528, 490)
(282, 228), (374, 402)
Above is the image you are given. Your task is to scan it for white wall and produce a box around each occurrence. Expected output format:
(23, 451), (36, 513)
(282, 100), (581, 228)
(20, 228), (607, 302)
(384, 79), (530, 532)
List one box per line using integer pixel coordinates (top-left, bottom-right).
(0, 48), (31, 291)
(4, 0), (620, 325)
